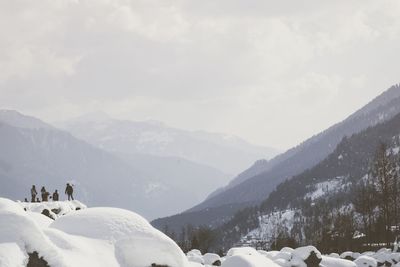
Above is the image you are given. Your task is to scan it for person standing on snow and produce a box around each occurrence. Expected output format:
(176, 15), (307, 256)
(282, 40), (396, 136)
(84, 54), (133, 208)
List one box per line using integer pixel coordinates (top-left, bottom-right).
(65, 183), (74, 201)
(52, 190), (59, 201)
(41, 186), (49, 202)
(30, 185), (37, 202)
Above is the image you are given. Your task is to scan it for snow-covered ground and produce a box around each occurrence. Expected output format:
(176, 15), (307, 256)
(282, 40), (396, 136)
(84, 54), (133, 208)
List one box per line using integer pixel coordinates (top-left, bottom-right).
(2, 197), (400, 267)
(0, 198), (190, 267)
(241, 209), (300, 247)
(304, 176), (348, 201)
(186, 246), (400, 267)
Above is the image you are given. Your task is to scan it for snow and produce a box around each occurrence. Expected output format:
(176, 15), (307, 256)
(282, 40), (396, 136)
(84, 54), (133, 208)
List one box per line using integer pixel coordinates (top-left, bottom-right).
(227, 247), (259, 256)
(19, 200), (87, 219)
(321, 256), (357, 267)
(354, 255), (377, 267)
(243, 209), (298, 246)
(0, 243), (27, 267)
(293, 245), (322, 260)
(4, 197), (400, 267)
(304, 176), (346, 200)
(187, 254), (205, 264)
(221, 253), (280, 267)
(203, 253), (221, 265)
(0, 198), (189, 267)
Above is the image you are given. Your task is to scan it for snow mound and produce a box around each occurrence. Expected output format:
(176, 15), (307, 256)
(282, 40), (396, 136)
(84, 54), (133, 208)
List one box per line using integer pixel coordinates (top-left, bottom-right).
(354, 255), (377, 267)
(203, 253), (221, 265)
(321, 256), (357, 267)
(293, 245), (322, 261)
(0, 198), (189, 267)
(0, 243), (27, 267)
(227, 247), (259, 257)
(50, 207), (152, 241)
(221, 253), (280, 267)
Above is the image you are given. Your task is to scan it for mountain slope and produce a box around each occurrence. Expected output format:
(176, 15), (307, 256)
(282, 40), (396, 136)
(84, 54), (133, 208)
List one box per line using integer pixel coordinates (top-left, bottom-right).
(0, 111), (228, 219)
(221, 109), (400, 250)
(58, 114), (279, 175)
(152, 83), (400, 232)
(191, 84), (400, 210)
(0, 110), (54, 129)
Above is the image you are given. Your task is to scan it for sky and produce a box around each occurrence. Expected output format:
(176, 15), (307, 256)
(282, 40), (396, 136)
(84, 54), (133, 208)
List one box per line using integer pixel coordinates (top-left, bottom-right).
(1, 0), (400, 150)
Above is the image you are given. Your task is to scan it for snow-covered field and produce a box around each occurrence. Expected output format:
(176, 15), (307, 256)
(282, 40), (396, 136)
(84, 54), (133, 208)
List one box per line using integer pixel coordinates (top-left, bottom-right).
(1, 197), (399, 267)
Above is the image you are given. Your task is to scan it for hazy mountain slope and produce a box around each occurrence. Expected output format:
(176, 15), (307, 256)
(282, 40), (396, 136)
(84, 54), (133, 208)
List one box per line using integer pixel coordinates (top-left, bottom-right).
(115, 152), (230, 205)
(262, 112), (400, 213)
(0, 112), (228, 219)
(191, 84), (400, 211)
(0, 110), (54, 129)
(58, 115), (279, 175)
(152, 83), (400, 231)
(217, 110), (400, 249)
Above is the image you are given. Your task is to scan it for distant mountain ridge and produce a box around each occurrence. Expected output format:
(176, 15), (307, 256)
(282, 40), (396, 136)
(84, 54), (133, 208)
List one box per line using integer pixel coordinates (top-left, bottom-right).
(58, 114), (279, 175)
(152, 83), (400, 233)
(0, 110), (54, 129)
(0, 111), (230, 219)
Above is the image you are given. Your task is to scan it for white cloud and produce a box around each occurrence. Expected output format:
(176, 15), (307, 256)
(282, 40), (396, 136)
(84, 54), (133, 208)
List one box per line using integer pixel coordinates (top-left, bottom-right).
(1, 0), (400, 149)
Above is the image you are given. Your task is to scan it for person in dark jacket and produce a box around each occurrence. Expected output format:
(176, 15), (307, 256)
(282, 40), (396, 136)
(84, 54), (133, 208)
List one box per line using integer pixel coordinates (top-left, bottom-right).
(52, 190), (59, 201)
(31, 185), (37, 202)
(65, 183), (74, 201)
(41, 186), (49, 202)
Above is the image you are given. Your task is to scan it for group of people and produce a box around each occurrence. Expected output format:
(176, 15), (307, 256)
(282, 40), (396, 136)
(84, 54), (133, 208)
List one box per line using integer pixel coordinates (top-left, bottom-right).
(28, 183), (75, 202)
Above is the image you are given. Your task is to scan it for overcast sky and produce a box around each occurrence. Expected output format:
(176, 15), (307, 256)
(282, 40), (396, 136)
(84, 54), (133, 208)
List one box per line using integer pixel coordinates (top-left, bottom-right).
(1, 0), (400, 150)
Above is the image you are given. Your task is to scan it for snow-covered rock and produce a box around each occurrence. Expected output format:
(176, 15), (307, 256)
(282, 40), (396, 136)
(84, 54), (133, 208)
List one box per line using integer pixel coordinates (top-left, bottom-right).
(340, 251), (356, 260)
(227, 247), (259, 257)
(0, 198), (189, 267)
(203, 253), (221, 265)
(221, 253), (280, 267)
(328, 253), (340, 258)
(187, 254), (204, 265)
(321, 256), (357, 267)
(354, 255), (377, 267)
(293, 246), (322, 261)
(187, 249), (202, 257)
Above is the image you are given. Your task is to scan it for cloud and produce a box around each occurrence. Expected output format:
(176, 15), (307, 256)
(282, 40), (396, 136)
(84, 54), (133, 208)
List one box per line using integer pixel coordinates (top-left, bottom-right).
(1, 0), (400, 149)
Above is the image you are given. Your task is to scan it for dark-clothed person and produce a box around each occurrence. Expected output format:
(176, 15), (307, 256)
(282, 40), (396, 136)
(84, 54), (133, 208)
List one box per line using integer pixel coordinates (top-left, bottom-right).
(65, 183), (74, 201)
(31, 185), (37, 202)
(52, 190), (59, 201)
(41, 186), (49, 202)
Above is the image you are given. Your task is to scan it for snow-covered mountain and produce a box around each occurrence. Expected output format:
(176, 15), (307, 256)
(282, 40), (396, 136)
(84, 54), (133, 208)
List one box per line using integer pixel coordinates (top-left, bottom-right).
(227, 110), (400, 251)
(57, 113), (279, 175)
(194, 84), (400, 208)
(0, 110), (230, 219)
(153, 83), (400, 233)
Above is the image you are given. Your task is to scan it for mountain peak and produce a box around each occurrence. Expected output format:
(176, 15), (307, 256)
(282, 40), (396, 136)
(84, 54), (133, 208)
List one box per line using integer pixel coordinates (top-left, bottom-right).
(0, 110), (53, 129)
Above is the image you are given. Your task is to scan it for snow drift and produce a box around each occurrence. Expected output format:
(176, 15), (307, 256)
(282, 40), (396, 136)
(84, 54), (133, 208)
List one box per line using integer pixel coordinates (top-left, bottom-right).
(0, 198), (190, 267)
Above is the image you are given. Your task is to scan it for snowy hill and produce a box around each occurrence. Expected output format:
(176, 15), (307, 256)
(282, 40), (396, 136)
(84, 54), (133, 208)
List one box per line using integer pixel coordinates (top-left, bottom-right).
(58, 114), (279, 175)
(0, 111), (230, 219)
